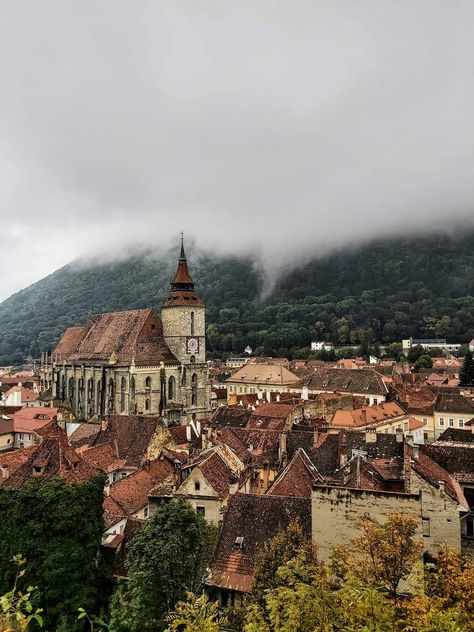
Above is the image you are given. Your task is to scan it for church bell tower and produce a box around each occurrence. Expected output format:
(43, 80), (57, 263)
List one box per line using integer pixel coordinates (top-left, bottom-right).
(161, 235), (206, 365)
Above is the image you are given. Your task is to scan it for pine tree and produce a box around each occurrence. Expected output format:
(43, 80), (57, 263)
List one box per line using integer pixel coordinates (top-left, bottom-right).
(460, 352), (474, 386)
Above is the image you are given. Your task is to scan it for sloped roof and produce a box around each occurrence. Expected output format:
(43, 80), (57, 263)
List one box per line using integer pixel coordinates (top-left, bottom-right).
(226, 364), (299, 386)
(209, 406), (252, 429)
(107, 456), (175, 516)
(331, 402), (406, 428)
(208, 493), (311, 593)
(92, 416), (160, 467)
(435, 393), (474, 414)
(268, 448), (323, 497)
(421, 443), (474, 484)
(54, 309), (178, 366)
(3, 430), (100, 489)
(304, 368), (388, 396)
(196, 451), (234, 499)
(410, 446), (469, 509)
(4, 385), (38, 403)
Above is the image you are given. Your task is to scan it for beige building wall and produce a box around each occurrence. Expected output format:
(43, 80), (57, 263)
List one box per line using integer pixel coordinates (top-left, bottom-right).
(433, 410), (470, 440)
(0, 432), (14, 452)
(311, 487), (423, 563)
(410, 470), (463, 554)
(174, 467), (224, 524)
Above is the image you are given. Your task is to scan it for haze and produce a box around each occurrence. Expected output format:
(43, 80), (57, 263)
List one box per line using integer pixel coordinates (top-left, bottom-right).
(1, 1), (474, 301)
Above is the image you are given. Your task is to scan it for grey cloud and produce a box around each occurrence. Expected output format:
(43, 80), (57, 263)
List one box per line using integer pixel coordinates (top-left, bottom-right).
(0, 1), (474, 300)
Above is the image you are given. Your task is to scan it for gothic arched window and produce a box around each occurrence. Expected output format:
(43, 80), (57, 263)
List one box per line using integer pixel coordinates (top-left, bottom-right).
(96, 379), (102, 414)
(120, 377), (126, 413)
(108, 378), (115, 413)
(145, 376), (152, 391)
(168, 376), (175, 401)
(191, 373), (198, 406)
(68, 377), (75, 402)
(145, 397), (150, 411)
(130, 377), (136, 401)
(190, 311), (195, 336)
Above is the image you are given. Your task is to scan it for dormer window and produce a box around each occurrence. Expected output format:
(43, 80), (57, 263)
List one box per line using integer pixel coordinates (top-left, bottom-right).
(234, 536), (244, 550)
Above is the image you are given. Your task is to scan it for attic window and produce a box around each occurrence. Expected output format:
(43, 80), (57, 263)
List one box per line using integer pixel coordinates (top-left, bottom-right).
(234, 536), (244, 550)
(194, 481), (201, 491)
(150, 324), (156, 330)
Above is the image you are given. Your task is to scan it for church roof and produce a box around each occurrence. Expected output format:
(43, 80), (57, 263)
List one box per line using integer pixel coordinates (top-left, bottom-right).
(54, 309), (179, 366)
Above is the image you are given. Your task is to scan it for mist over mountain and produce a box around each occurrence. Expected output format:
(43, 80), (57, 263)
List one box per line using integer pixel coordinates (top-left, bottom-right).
(0, 231), (473, 365)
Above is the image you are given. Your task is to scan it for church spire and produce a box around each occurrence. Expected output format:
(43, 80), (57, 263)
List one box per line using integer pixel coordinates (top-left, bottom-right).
(164, 234), (204, 307)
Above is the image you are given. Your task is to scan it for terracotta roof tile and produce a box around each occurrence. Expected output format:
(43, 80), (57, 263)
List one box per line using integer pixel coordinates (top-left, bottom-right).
(208, 494), (311, 593)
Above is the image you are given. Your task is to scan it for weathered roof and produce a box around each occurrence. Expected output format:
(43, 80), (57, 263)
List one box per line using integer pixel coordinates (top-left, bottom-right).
(208, 493), (311, 593)
(209, 406), (252, 429)
(435, 393), (474, 414)
(268, 448), (323, 497)
(226, 364), (299, 386)
(107, 456), (175, 516)
(196, 451), (235, 499)
(54, 309), (178, 366)
(2, 428), (100, 489)
(331, 401), (406, 428)
(69, 423), (101, 447)
(304, 368), (388, 396)
(92, 416), (160, 467)
(436, 428), (474, 444)
(421, 443), (474, 484)
(410, 446), (469, 509)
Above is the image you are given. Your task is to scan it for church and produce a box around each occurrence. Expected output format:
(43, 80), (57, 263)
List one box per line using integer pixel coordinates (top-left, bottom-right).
(45, 238), (211, 425)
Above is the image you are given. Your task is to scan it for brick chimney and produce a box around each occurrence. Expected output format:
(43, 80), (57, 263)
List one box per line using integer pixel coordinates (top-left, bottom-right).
(279, 431), (288, 467)
(338, 432), (348, 467)
(262, 461), (270, 493)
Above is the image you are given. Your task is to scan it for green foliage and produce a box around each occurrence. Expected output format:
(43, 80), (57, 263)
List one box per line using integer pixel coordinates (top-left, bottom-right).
(109, 499), (218, 632)
(414, 354), (433, 372)
(0, 233), (473, 364)
(0, 556), (43, 632)
(0, 475), (106, 631)
(165, 592), (227, 632)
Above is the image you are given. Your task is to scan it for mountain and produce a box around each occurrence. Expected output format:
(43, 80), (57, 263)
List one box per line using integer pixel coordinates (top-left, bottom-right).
(0, 232), (473, 365)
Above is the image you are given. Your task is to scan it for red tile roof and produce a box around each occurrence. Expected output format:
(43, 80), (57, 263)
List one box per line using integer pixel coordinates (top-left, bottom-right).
(268, 448), (323, 497)
(107, 456), (175, 516)
(54, 309), (179, 366)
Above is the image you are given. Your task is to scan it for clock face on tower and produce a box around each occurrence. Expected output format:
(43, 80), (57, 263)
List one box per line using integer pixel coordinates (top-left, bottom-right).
(186, 337), (199, 354)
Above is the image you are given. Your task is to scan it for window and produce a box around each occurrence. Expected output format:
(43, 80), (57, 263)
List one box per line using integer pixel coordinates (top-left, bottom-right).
(143, 506), (149, 519)
(196, 506), (205, 516)
(439, 417), (445, 427)
(459, 419), (464, 428)
(422, 518), (431, 537)
(145, 376), (152, 391)
(191, 311), (195, 336)
(120, 377), (126, 413)
(449, 418), (454, 427)
(168, 376), (175, 401)
(145, 398), (150, 411)
(191, 373), (198, 406)
(194, 481), (201, 491)
(190, 355), (196, 364)
(423, 417), (428, 423)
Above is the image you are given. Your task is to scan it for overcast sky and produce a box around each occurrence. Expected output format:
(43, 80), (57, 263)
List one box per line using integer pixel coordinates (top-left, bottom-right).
(1, 1), (474, 301)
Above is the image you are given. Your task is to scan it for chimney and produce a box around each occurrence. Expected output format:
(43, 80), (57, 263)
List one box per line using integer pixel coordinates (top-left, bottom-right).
(338, 432), (348, 467)
(365, 431), (377, 444)
(412, 446), (419, 461)
(1, 465), (9, 480)
(262, 460), (270, 493)
(302, 385), (309, 401)
(312, 429), (319, 449)
(276, 393), (280, 402)
(228, 474), (239, 495)
(438, 480), (445, 496)
(279, 431), (288, 467)
(403, 441), (412, 494)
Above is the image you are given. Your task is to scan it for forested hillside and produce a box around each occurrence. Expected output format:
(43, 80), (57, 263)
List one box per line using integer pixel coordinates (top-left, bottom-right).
(0, 232), (473, 364)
